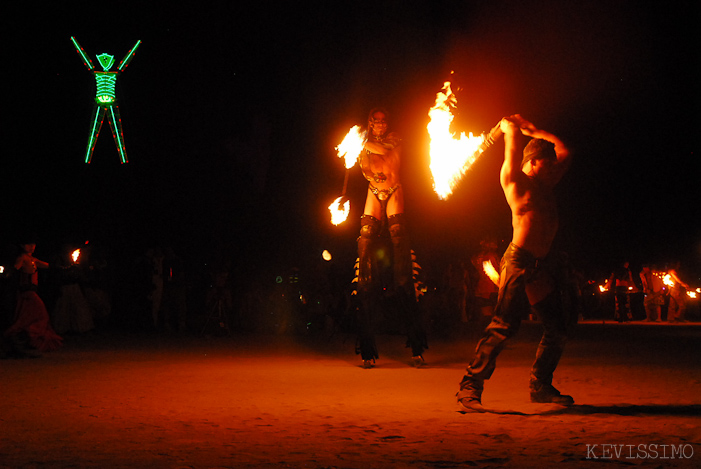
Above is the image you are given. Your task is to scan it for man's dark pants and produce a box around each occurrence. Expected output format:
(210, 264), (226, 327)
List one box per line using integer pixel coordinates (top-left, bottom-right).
(458, 243), (574, 399)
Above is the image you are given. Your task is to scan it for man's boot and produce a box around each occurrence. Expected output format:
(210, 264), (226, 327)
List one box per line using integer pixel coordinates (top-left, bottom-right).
(529, 378), (574, 405)
(457, 376), (485, 412)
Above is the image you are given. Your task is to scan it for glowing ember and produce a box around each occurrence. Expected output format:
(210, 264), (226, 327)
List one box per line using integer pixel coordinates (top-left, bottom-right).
(335, 125), (366, 169)
(482, 260), (500, 286)
(322, 250), (332, 261)
(688, 291), (697, 299)
(328, 196), (350, 225)
(599, 285), (606, 293)
(71, 249), (81, 264)
(428, 82), (488, 200)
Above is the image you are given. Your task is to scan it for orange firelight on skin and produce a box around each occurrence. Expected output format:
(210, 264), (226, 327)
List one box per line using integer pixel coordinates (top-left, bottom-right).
(428, 82), (487, 200)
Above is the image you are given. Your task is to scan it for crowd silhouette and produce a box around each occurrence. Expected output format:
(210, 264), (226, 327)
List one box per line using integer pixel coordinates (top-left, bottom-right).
(1, 234), (699, 359)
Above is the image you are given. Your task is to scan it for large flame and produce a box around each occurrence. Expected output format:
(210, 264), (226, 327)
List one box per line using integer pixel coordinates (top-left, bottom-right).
(662, 273), (675, 288)
(328, 196), (350, 225)
(335, 125), (366, 169)
(428, 82), (486, 200)
(482, 260), (500, 286)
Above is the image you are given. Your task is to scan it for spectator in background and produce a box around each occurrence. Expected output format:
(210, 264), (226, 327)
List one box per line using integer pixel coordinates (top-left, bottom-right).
(666, 262), (690, 323)
(639, 264), (663, 322)
(607, 261), (636, 322)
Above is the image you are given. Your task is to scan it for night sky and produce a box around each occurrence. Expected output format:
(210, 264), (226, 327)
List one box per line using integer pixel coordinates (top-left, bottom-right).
(4, 0), (699, 283)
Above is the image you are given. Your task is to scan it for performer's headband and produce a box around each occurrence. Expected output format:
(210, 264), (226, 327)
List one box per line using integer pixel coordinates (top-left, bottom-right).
(522, 138), (556, 168)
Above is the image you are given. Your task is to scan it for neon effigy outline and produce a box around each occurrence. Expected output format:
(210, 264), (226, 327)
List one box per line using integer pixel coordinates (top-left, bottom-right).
(70, 37), (141, 164)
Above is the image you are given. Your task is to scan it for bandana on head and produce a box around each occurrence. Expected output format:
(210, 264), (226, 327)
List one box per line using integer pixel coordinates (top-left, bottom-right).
(522, 138), (556, 168)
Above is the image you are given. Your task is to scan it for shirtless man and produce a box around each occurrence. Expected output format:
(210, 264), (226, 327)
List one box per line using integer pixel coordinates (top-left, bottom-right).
(356, 108), (426, 368)
(457, 114), (574, 410)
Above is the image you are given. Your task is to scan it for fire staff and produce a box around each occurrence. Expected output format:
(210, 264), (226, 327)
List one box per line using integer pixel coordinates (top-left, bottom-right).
(356, 108), (426, 368)
(457, 115), (576, 411)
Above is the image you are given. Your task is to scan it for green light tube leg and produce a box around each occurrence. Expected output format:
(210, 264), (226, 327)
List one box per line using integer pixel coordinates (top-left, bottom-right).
(106, 105), (128, 164)
(85, 106), (106, 164)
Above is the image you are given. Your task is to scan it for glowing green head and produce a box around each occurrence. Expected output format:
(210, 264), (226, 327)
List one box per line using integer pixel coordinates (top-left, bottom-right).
(97, 53), (115, 71)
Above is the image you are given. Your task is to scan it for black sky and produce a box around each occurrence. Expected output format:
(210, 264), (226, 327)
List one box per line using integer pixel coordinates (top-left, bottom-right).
(3, 0), (699, 281)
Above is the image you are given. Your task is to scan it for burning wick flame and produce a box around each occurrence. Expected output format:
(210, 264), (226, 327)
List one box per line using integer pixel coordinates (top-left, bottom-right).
(322, 250), (332, 261)
(335, 125), (366, 169)
(482, 260), (500, 286)
(428, 82), (487, 200)
(328, 197), (350, 225)
(71, 249), (81, 264)
(328, 125), (367, 225)
(662, 274), (674, 288)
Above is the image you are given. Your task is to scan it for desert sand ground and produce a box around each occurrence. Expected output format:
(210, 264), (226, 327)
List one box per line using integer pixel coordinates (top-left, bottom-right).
(2, 320), (699, 468)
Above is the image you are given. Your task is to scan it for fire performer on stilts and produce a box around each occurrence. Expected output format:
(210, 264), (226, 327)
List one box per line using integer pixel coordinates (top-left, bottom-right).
(356, 108), (426, 368)
(457, 114), (575, 411)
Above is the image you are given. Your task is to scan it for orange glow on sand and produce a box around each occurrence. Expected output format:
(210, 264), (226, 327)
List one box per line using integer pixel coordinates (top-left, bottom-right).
(2, 328), (699, 467)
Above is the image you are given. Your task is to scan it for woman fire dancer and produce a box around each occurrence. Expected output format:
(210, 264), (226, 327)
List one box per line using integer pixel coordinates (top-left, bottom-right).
(3, 238), (62, 356)
(355, 107), (426, 368)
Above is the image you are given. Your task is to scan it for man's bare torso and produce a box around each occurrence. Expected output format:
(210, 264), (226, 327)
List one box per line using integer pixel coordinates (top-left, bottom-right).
(508, 178), (559, 259)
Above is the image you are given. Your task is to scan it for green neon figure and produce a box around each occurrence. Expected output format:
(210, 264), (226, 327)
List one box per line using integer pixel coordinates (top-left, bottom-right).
(71, 37), (142, 164)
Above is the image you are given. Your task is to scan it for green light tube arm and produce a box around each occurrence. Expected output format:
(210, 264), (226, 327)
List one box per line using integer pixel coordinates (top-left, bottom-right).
(70, 36), (95, 71)
(117, 40), (142, 72)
